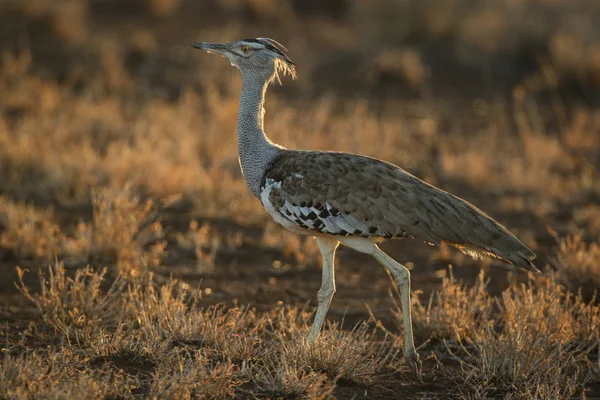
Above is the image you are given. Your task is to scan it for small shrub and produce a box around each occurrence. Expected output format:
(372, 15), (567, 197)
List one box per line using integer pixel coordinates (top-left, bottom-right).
(284, 322), (398, 384)
(0, 197), (64, 260)
(16, 262), (126, 344)
(410, 268), (492, 343)
(555, 234), (600, 301)
(252, 352), (335, 399)
(0, 350), (135, 400)
(64, 186), (166, 276)
(148, 350), (243, 400)
(445, 274), (599, 399)
(128, 278), (265, 363)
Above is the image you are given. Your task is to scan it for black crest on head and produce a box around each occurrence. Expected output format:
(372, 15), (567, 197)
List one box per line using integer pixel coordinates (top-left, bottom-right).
(241, 38), (291, 60)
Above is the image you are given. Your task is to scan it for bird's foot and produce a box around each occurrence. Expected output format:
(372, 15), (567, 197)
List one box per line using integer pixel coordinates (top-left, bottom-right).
(406, 350), (423, 382)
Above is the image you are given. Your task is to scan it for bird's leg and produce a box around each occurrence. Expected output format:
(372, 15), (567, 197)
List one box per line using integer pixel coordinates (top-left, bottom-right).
(308, 236), (340, 344)
(372, 248), (421, 375)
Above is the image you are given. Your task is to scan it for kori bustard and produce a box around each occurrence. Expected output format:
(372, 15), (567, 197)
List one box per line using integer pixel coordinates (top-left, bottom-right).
(191, 38), (539, 372)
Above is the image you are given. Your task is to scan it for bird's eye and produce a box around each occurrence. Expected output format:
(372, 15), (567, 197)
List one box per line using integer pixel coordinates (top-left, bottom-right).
(241, 45), (251, 53)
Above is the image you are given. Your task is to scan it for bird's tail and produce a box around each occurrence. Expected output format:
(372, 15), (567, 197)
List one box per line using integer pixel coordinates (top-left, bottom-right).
(448, 242), (540, 274)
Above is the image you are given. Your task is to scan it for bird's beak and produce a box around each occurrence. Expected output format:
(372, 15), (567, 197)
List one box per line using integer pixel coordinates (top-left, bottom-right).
(190, 42), (229, 56)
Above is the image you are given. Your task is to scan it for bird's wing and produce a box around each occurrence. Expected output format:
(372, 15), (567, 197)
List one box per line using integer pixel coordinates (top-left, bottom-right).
(260, 150), (538, 272)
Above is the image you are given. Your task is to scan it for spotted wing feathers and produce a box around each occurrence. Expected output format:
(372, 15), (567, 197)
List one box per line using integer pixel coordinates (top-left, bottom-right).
(260, 150), (538, 273)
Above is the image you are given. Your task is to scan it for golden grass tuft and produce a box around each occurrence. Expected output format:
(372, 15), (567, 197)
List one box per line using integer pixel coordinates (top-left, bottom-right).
(555, 234), (600, 301)
(1, 186), (166, 277)
(126, 276), (267, 364)
(149, 350), (243, 400)
(287, 322), (399, 384)
(434, 273), (599, 398)
(0, 350), (136, 400)
(252, 352), (336, 399)
(0, 197), (63, 261)
(64, 186), (166, 275)
(16, 262), (126, 344)
(410, 268), (492, 343)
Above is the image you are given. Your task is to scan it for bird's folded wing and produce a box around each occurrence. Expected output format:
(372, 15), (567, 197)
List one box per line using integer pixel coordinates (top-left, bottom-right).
(260, 150), (537, 270)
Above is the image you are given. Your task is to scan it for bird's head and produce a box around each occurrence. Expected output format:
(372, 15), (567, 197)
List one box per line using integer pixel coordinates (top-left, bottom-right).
(191, 38), (296, 84)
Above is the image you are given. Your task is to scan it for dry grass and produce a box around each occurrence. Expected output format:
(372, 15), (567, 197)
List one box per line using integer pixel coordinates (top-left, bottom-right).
(149, 351), (242, 400)
(0, 197), (63, 261)
(252, 356), (335, 399)
(1, 186), (166, 275)
(8, 261), (599, 398)
(384, 268), (600, 397)
(5, 263), (400, 398)
(16, 263), (126, 344)
(442, 274), (599, 399)
(555, 234), (600, 301)
(0, 351), (136, 400)
(282, 322), (399, 384)
(410, 268), (492, 343)
(65, 186), (166, 275)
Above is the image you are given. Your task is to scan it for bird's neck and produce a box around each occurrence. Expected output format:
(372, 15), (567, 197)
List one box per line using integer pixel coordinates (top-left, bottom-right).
(237, 72), (282, 197)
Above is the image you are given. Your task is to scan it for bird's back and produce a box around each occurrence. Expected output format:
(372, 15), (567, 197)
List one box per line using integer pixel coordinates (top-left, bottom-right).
(260, 150), (538, 273)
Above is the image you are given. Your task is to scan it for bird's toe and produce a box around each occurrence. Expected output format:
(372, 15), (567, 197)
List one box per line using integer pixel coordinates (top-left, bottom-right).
(406, 350), (422, 380)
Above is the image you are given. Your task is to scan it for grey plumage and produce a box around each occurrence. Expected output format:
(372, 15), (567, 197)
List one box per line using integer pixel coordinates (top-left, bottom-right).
(237, 71), (283, 196)
(191, 37), (539, 374)
(262, 150), (538, 272)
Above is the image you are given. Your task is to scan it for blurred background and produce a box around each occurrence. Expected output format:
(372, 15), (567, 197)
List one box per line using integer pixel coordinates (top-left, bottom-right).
(0, 0), (599, 304)
(3, 0), (600, 100)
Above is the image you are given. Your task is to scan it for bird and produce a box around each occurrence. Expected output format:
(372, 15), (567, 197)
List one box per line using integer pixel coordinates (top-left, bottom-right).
(191, 37), (539, 373)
